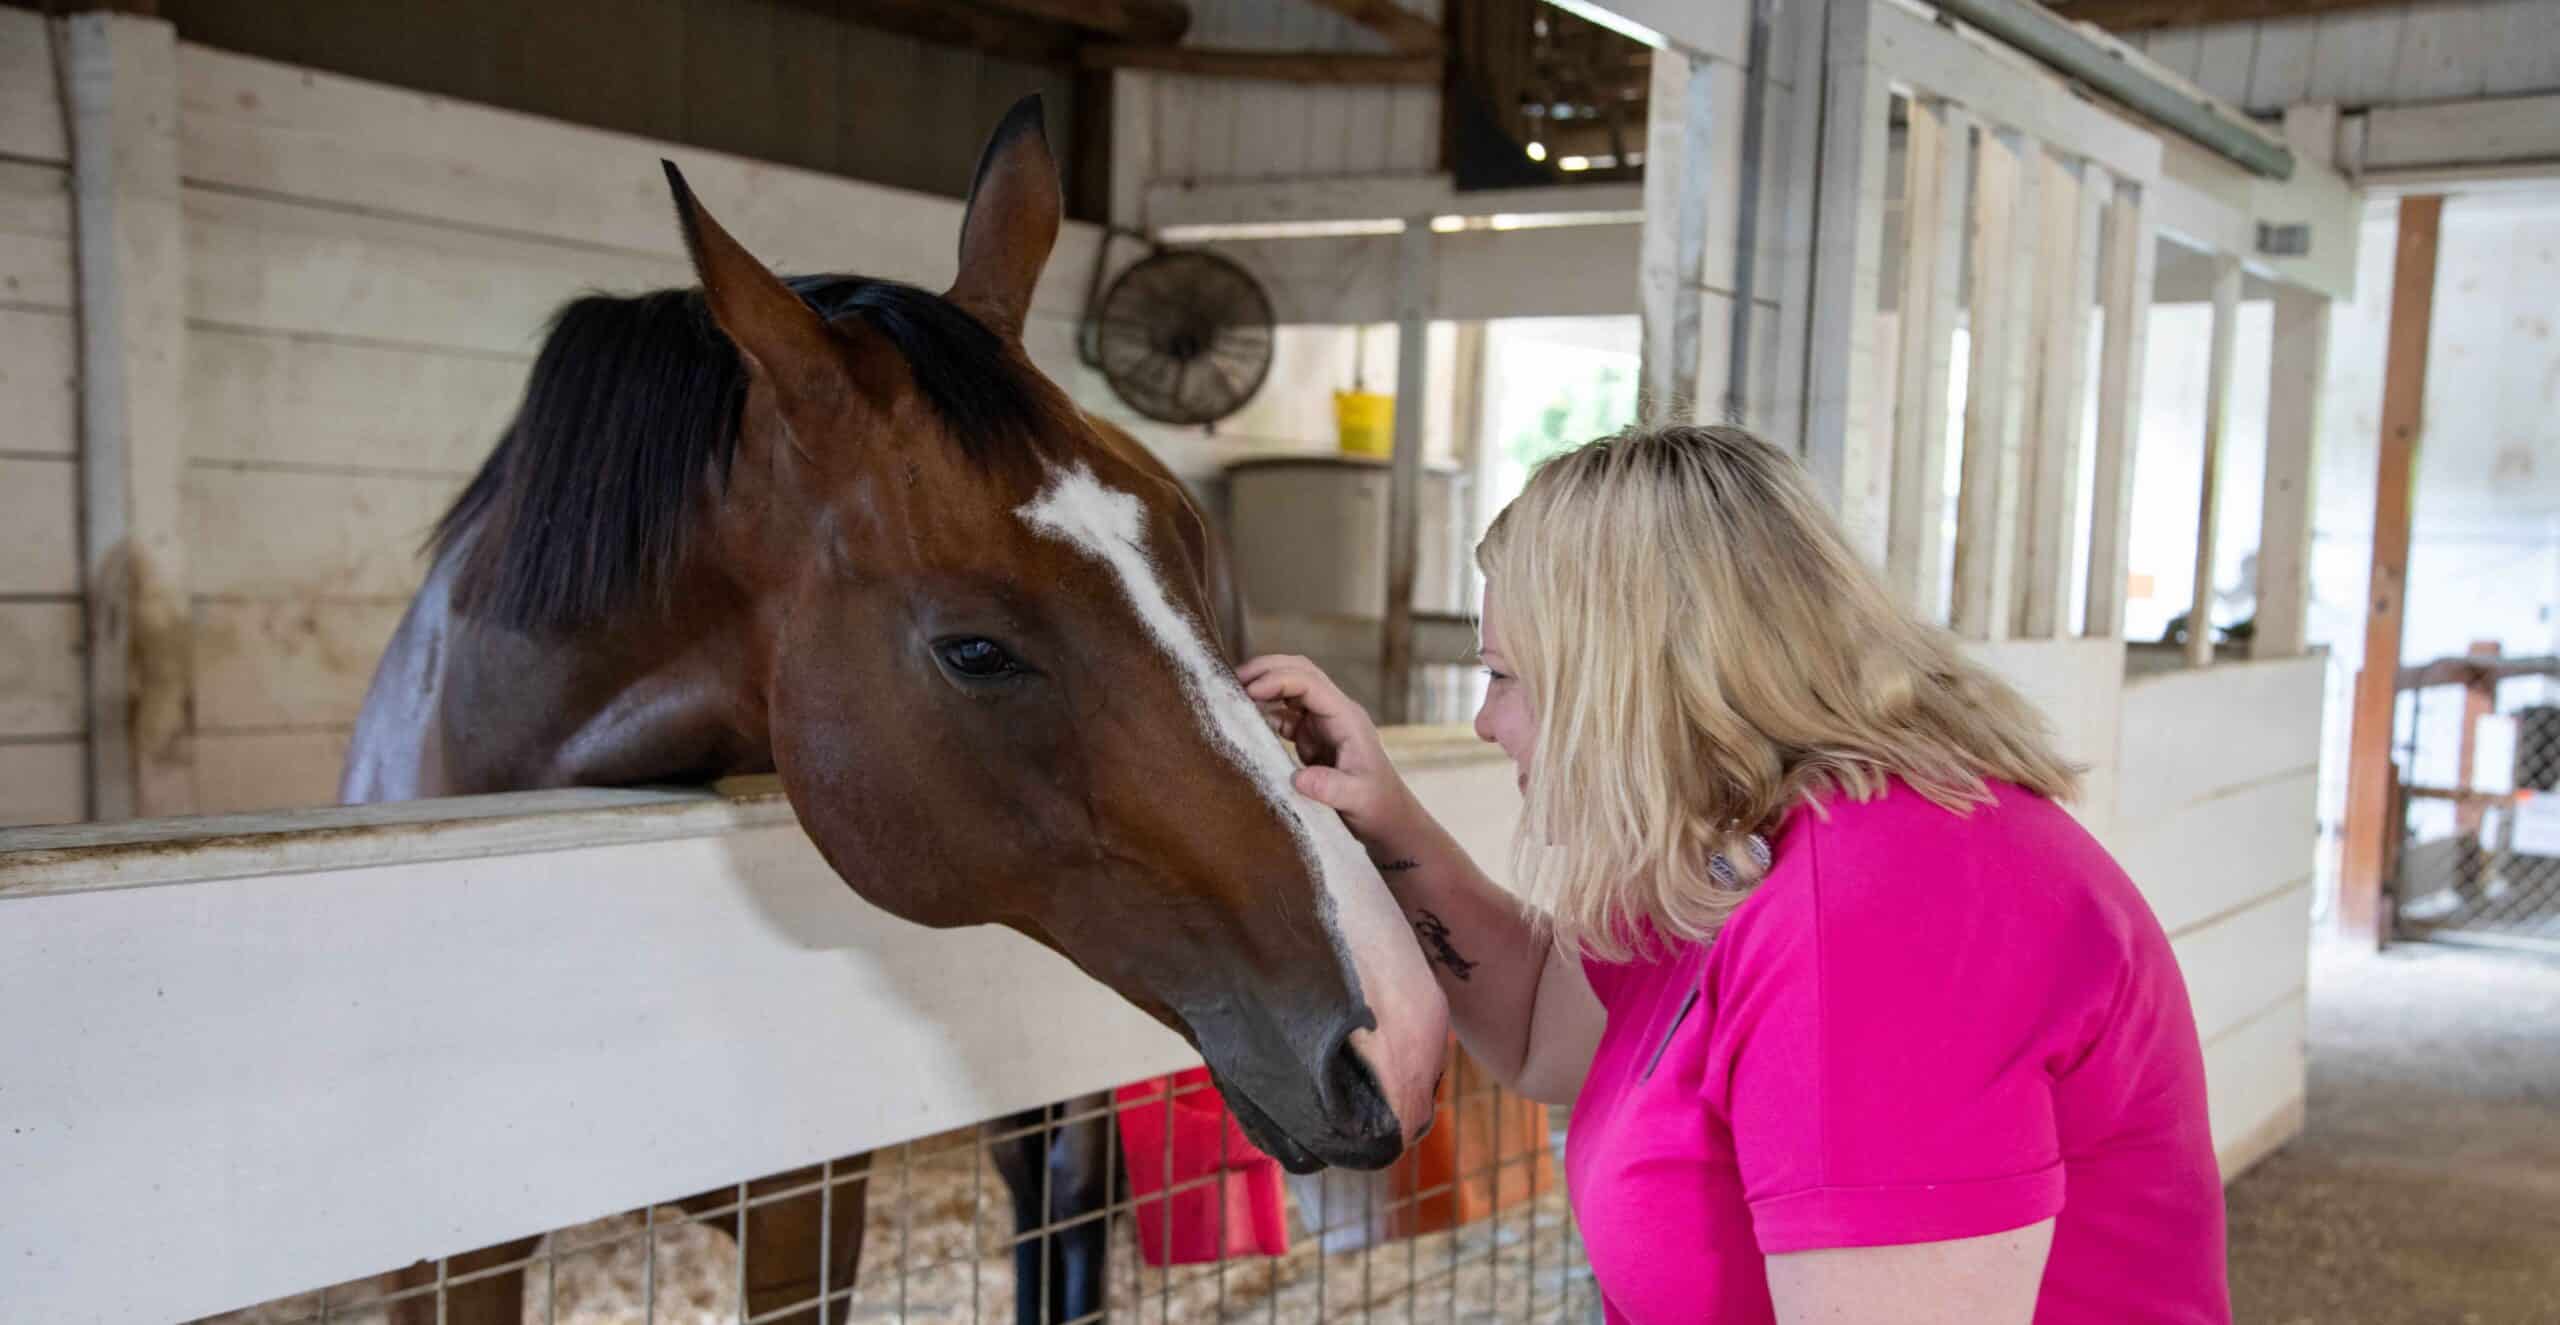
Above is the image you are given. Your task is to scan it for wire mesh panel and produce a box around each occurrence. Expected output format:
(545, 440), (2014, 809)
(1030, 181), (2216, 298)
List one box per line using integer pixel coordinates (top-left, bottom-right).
(2391, 654), (2560, 954)
(186, 1045), (1597, 1325)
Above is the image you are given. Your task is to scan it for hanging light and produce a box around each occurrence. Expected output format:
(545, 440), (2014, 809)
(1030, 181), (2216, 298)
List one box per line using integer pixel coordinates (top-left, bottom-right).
(1526, 141), (1548, 162)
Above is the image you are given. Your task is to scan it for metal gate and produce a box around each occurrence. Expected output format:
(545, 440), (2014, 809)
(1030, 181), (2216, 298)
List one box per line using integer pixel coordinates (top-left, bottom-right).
(2389, 649), (2560, 954)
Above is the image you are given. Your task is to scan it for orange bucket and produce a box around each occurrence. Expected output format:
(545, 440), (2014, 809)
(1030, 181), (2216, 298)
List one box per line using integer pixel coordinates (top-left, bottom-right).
(1114, 1068), (1291, 1265)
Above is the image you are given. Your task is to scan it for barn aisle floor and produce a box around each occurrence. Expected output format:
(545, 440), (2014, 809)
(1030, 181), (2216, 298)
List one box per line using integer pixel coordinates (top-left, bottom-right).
(2225, 940), (2560, 1323)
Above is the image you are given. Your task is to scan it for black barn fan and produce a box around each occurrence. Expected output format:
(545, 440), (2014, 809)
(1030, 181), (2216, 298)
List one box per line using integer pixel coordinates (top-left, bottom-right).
(1082, 244), (1276, 427)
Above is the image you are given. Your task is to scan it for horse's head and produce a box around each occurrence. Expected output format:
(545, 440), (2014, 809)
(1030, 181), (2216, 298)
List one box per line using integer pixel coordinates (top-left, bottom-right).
(663, 98), (1446, 1172)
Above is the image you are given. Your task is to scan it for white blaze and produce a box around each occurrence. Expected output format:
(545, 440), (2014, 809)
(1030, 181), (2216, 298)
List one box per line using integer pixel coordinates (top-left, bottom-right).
(1017, 462), (1444, 1141)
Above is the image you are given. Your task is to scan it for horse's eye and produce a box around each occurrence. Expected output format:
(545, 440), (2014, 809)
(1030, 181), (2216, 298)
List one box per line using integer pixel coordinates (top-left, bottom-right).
(934, 636), (1021, 681)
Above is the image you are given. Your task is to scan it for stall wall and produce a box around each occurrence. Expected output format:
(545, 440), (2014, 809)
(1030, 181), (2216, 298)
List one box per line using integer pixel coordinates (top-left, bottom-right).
(0, 13), (83, 827)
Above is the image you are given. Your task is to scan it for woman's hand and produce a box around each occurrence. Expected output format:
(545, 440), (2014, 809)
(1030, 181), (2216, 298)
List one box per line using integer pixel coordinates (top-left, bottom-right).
(1238, 654), (1428, 855)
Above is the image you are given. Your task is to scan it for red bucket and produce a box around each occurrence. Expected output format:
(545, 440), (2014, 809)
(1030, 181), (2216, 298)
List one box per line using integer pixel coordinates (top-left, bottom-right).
(1113, 1068), (1291, 1265)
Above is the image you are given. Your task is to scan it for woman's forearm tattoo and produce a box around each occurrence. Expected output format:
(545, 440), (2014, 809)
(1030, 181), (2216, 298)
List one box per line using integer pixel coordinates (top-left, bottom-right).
(1377, 857), (1420, 873)
(1412, 909), (1477, 981)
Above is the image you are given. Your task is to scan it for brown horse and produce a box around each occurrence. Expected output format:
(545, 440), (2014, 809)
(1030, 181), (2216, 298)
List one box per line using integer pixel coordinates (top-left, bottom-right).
(340, 96), (1446, 1323)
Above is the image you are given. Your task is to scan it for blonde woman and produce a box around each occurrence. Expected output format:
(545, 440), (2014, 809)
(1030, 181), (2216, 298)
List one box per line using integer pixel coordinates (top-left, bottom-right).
(1241, 425), (2224, 1324)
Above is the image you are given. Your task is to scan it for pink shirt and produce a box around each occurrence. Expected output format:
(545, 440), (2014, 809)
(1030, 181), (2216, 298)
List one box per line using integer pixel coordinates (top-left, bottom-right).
(1566, 780), (2227, 1323)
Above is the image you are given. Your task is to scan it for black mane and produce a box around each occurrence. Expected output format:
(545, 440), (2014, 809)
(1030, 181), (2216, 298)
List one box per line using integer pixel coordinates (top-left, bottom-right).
(432, 275), (1050, 633)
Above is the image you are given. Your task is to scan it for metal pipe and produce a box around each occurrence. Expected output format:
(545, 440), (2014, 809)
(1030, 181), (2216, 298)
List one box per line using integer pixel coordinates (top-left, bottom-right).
(1929, 0), (2295, 180)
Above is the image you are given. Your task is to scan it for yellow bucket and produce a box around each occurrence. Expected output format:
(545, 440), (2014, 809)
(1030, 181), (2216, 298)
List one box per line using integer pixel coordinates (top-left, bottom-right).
(1334, 390), (1395, 458)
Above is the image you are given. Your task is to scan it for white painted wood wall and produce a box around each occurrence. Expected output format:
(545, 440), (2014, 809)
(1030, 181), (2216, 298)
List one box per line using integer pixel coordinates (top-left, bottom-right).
(0, 13), (83, 828)
(0, 8), (1124, 823)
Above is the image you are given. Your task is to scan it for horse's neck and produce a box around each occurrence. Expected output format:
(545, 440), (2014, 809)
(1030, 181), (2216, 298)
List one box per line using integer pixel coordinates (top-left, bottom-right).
(344, 550), (769, 802)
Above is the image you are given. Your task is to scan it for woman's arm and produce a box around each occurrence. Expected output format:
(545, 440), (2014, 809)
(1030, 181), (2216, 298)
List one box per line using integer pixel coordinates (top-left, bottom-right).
(1239, 656), (1604, 1105)
(1765, 1221), (2054, 1325)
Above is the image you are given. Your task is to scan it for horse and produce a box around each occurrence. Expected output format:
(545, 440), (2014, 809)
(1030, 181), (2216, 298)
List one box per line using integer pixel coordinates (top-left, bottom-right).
(339, 95), (1448, 1324)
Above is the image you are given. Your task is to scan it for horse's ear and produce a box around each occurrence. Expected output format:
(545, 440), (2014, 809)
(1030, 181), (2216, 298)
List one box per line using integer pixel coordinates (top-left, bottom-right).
(946, 94), (1060, 342)
(662, 161), (839, 416)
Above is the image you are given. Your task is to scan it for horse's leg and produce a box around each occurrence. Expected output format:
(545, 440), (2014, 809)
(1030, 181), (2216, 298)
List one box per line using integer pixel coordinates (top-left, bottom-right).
(987, 1094), (1117, 1325)
(382, 1236), (541, 1325)
(677, 1154), (871, 1324)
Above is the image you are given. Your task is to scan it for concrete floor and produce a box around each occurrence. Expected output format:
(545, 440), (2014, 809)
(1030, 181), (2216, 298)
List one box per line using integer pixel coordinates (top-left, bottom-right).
(2225, 940), (2560, 1323)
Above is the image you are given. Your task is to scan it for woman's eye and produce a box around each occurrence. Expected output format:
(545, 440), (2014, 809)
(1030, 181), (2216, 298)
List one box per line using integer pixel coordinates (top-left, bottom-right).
(935, 637), (1021, 680)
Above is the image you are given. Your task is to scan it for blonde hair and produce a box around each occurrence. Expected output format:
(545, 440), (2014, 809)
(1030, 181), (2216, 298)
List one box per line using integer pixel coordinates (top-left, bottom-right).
(1476, 424), (2080, 961)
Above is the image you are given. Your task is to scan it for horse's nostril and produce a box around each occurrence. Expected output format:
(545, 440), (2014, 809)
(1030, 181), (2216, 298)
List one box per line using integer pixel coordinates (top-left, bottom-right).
(1318, 1032), (1401, 1146)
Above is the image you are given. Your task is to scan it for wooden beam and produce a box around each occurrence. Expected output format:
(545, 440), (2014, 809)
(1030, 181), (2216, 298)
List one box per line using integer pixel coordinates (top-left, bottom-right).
(839, 0), (1080, 65)
(1885, 98), (1970, 620)
(970, 0), (1190, 44)
(2018, 154), (2100, 640)
(1146, 173), (1642, 229)
(2085, 175), (2156, 639)
(2045, 0), (2430, 35)
(1951, 130), (2040, 642)
(65, 12), (193, 821)
(2453, 641), (2501, 837)
(1378, 218), (1433, 726)
(2339, 193), (2442, 950)
(1802, 0), (1895, 565)
(2253, 285), (2328, 659)
(2186, 252), (2242, 668)
(1638, 48), (1711, 423)
(2360, 92), (2560, 176)
(1299, 0), (1442, 54)
(1079, 46), (1438, 83)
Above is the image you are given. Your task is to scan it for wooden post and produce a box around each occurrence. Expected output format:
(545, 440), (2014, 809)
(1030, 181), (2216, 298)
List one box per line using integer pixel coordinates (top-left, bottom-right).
(1885, 99), (1970, 620)
(2186, 253), (2243, 668)
(1378, 218), (1433, 726)
(2084, 175), (2156, 639)
(1950, 130), (2040, 641)
(65, 11), (193, 820)
(2454, 640), (2501, 837)
(1638, 48), (1712, 424)
(1448, 320), (1488, 609)
(2254, 285), (2330, 659)
(2017, 155), (2101, 640)
(1801, 0), (1894, 565)
(2339, 194), (2444, 949)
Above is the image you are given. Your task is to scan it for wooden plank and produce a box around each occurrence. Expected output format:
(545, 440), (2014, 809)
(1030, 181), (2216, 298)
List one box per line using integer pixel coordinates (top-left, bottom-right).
(1761, 0), (1831, 453)
(2051, 0), (2421, 30)
(0, 740), (85, 828)
(186, 329), (521, 476)
(68, 13), (193, 821)
(1145, 173), (1644, 229)
(2175, 880), (2312, 1044)
(977, 0), (1190, 42)
(2117, 654), (2326, 826)
(2203, 992), (2306, 1178)
(1950, 130), (2039, 642)
(0, 308), (78, 457)
(1378, 218), (1432, 726)
(1638, 49), (1710, 423)
(2191, 24), (2258, 106)
(2252, 285), (2328, 659)
(1384, 84), (1440, 173)
(1210, 220), (1640, 325)
(2185, 253), (2242, 668)
(193, 599), (410, 733)
(2142, 28), (2204, 82)
(173, 43), (1106, 320)
(1804, 0), (1894, 564)
(1963, 636), (2125, 841)
(184, 189), (683, 356)
(0, 602), (86, 739)
(0, 456), (80, 594)
(1079, 45), (1438, 83)
(185, 467), (459, 600)
(2340, 194), (2440, 949)
(192, 727), (352, 815)
(1108, 70), (1157, 226)
(2018, 155), (2096, 641)
(1886, 99), (1969, 620)
(0, 161), (76, 313)
(2481, 0), (2560, 98)
(2116, 773), (2319, 937)
(2084, 177), (2155, 639)
(0, 7), (71, 163)
(2361, 93), (2560, 175)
